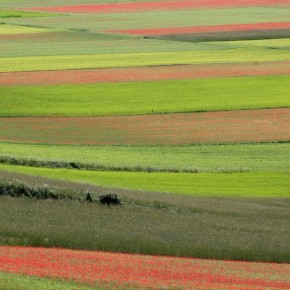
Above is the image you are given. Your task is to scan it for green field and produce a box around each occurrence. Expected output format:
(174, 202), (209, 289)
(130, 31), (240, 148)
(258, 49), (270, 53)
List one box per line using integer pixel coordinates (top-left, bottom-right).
(156, 29), (290, 43)
(0, 272), (95, 290)
(0, 31), (228, 57)
(1, 168), (290, 263)
(0, 10), (60, 18)
(0, 189), (289, 262)
(3, 8), (290, 32)
(2, 48), (290, 72)
(0, 142), (289, 173)
(0, 164), (289, 197)
(221, 37), (290, 48)
(1, 76), (290, 116)
(0, 23), (53, 34)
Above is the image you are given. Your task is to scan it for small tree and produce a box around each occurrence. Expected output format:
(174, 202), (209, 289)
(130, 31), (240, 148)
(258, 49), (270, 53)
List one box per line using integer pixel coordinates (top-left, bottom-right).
(98, 193), (122, 206)
(85, 192), (94, 202)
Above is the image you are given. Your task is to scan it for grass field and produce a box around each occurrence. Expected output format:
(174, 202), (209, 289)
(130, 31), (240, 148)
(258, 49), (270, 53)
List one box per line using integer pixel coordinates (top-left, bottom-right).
(223, 37), (290, 48)
(1, 180), (290, 261)
(0, 164), (289, 197)
(0, 142), (289, 172)
(1, 48), (290, 72)
(0, 24), (53, 34)
(0, 192), (289, 262)
(0, 10), (59, 18)
(4, 7), (290, 32)
(1, 76), (290, 116)
(0, 272), (94, 290)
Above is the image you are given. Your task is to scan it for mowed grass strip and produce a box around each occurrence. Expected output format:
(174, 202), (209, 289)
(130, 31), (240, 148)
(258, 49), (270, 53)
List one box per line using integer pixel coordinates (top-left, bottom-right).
(1, 76), (290, 116)
(2, 62), (290, 86)
(1, 48), (290, 72)
(0, 142), (289, 173)
(0, 109), (288, 145)
(0, 164), (289, 197)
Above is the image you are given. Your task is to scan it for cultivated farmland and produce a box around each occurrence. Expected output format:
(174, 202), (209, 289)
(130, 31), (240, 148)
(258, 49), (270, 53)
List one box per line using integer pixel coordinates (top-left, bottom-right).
(0, 0), (289, 288)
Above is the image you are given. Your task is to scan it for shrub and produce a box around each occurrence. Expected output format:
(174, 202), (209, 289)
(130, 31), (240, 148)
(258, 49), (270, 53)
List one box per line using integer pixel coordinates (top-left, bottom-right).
(98, 193), (122, 206)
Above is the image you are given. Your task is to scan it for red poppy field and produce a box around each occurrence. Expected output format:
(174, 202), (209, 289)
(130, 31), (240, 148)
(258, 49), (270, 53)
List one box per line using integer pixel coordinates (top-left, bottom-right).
(0, 0), (289, 289)
(1, 246), (290, 289)
(2, 61), (290, 86)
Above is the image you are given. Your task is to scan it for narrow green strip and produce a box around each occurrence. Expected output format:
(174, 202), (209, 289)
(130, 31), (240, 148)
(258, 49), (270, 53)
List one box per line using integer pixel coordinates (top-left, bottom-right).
(0, 142), (289, 173)
(0, 164), (289, 197)
(1, 48), (290, 72)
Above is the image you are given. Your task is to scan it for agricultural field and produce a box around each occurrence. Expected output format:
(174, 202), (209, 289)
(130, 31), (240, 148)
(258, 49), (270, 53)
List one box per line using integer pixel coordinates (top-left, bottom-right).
(0, 0), (289, 288)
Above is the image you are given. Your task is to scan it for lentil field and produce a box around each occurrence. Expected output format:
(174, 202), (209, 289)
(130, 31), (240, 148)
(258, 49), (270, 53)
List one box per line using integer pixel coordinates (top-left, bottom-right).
(0, 0), (289, 288)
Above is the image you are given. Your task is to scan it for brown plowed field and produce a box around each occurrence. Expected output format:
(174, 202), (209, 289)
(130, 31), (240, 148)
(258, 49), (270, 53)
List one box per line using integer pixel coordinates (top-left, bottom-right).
(0, 109), (288, 145)
(2, 62), (290, 86)
(112, 22), (290, 36)
(26, 0), (290, 14)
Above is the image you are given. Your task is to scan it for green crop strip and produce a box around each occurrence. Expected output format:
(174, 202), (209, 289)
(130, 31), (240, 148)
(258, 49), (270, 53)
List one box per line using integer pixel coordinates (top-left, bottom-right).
(0, 164), (289, 197)
(1, 76), (289, 117)
(0, 24), (53, 34)
(0, 272), (96, 290)
(0, 142), (289, 173)
(0, 10), (61, 18)
(1, 48), (290, 72)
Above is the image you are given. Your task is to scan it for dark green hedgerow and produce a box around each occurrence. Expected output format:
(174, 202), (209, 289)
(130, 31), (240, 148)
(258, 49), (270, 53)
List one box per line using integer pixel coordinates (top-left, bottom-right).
(0, 178), (122, 205)
(0, 179), (79, 201)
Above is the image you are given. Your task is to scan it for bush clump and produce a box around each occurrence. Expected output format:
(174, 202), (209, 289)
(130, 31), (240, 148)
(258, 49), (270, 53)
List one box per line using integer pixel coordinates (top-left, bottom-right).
(98, 193), (122, 206)
(0, 181), (60, 200)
